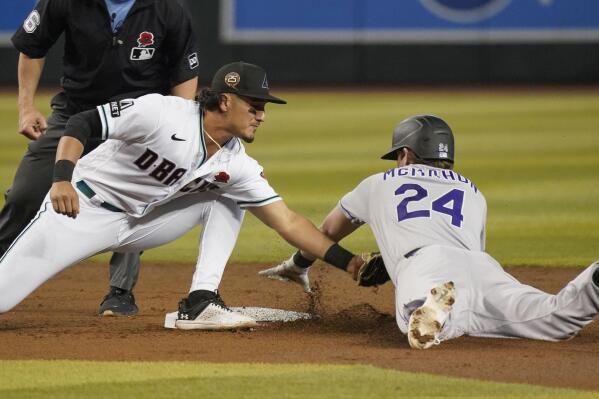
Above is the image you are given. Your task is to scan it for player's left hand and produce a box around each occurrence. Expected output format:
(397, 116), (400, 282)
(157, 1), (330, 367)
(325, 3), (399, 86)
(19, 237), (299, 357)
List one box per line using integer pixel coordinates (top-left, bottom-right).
(346, 255), (366, 281)
(50, 182), (80, 219)
(258, 254), (312, 293)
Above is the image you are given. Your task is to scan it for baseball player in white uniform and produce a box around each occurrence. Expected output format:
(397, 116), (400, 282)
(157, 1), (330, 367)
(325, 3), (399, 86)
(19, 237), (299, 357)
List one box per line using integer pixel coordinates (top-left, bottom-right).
(0, 62), (365, 330)
(261, 115), (599, 349)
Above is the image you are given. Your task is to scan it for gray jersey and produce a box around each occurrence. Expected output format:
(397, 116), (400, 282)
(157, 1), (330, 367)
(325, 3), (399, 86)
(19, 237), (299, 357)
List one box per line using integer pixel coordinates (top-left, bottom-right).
(338, 164), (487, 275)
(73, 94), (281, 217)
(337, 165), (599, 346)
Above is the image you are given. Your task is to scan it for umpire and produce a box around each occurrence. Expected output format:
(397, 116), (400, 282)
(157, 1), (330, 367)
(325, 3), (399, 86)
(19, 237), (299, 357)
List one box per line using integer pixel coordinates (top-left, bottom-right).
(4, 0), (199, 316)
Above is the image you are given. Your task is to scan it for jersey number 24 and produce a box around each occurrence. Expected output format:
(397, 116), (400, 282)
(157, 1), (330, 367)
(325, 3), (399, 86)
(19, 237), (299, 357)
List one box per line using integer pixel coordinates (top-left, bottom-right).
(395, 183), (464, 227)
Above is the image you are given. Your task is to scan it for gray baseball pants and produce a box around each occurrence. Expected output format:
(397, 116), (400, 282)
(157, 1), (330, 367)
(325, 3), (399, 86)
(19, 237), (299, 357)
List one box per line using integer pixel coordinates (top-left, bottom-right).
(394, 245), (599, 342)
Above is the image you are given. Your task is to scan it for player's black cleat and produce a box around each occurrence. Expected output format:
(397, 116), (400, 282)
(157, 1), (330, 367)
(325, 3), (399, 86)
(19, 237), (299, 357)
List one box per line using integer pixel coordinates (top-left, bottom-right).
(175, 290), (256, 330)
(98, 286), (139, 316)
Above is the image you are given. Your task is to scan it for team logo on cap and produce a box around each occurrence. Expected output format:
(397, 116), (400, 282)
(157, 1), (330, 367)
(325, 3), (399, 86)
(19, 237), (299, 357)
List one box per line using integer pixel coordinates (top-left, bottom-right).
(224, 72), (241, 88)
(131, 31), (155, 61)
(262, 74), (269, 89)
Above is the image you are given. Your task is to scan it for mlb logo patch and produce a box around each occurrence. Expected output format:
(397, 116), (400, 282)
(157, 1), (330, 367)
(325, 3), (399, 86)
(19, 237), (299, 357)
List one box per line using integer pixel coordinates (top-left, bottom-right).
(188, 53), (199, 69)
(130, 47), (155, 61)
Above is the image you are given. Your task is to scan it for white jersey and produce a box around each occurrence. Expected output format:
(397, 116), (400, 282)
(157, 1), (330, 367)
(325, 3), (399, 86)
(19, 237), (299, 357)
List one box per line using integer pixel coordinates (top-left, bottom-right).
(339, 164), (487, 273)
(73, 94), (281, 217)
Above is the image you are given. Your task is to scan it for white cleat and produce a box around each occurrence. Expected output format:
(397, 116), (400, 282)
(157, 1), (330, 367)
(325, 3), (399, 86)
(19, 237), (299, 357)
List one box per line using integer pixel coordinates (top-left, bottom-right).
(407, 281), (456, 350)
(259, 255), (312, 293)
(175, 293), (258, 330)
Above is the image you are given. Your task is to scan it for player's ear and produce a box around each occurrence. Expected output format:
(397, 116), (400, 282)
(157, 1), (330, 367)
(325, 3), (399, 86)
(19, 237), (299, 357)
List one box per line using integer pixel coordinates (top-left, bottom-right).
(218, 94), (231, 113)
(397, 148), (411, 167)
(396, 148), (404, 166)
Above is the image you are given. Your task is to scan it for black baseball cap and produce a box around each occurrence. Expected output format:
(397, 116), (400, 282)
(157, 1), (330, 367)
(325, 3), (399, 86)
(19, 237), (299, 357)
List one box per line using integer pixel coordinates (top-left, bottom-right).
(211, 61), (287, 104)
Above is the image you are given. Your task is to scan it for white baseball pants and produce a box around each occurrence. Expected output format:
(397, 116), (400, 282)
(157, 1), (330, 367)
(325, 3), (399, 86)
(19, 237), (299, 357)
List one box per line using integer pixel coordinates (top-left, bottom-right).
(393, 245), (599, 342)
(0, 190), (244, 313)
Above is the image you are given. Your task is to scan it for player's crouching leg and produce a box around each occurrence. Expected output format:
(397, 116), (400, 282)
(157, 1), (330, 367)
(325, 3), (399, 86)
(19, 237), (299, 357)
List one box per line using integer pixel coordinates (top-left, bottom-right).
(0, 255), (35, 314)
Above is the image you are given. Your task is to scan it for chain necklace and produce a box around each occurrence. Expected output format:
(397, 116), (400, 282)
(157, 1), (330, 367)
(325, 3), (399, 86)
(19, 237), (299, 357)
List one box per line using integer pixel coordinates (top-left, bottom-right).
(203, 129), (222, 150)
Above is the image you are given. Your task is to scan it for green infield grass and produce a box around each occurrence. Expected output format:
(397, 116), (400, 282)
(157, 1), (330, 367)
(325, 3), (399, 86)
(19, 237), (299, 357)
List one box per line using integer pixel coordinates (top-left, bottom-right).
(0, 90), (597, 266)
(1, 89), (598, 397)
(0, 360), (596, 399)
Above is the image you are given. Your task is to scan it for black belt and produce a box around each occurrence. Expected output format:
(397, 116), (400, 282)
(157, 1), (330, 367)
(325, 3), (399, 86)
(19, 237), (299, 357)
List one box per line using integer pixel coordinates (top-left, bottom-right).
(404, 247), (421, 258)
(76, 180), (123, 212)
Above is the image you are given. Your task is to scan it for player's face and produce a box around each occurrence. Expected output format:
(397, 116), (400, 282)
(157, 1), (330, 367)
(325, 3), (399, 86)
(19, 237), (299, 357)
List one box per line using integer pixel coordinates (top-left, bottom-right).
(229, 95), (267, 143)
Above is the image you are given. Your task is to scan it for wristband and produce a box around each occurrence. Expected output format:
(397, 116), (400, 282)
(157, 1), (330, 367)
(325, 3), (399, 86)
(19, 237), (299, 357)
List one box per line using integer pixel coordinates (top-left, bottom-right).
(53, 160), (75, 182)
(323, 243), (354, 271)
(293, 251), (315, 269)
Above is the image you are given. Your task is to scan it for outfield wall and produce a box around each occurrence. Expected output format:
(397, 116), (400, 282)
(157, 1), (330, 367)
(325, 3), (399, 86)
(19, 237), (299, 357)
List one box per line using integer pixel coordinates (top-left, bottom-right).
(1, 0), (598, 86)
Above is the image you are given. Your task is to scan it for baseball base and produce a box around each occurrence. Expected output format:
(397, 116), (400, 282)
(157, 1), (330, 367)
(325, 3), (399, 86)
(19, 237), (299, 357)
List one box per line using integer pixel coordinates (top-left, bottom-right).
(164, 307), (314, 329)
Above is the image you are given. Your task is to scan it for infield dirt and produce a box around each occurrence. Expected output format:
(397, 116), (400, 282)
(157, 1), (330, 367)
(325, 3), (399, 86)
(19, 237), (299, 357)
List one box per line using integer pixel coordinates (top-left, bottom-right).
(0, 262), (597, 390)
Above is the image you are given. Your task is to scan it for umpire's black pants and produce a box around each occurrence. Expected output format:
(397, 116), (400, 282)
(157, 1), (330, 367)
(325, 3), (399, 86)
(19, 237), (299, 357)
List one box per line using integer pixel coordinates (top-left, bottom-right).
(0, 93), (140, 291)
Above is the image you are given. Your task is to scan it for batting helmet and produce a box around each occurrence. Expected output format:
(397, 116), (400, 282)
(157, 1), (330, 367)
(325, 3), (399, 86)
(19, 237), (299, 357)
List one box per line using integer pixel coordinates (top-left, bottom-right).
(381, 115), (454, 162)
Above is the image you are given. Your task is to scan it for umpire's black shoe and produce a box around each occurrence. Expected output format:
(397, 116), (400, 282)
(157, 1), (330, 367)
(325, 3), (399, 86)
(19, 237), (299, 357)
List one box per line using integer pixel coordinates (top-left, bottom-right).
(98, 286), (139, 316)
(175, 290), (256, 330)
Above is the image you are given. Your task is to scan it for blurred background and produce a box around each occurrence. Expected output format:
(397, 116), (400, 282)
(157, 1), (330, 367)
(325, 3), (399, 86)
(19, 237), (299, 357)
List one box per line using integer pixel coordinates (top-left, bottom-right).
(0, 1), (597, 266)
(1, 0), (599, 86)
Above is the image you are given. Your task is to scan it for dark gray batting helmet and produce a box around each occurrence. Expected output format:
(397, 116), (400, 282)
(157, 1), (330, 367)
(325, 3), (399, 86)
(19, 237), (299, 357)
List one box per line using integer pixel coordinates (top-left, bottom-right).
(380, 115), (454, 162)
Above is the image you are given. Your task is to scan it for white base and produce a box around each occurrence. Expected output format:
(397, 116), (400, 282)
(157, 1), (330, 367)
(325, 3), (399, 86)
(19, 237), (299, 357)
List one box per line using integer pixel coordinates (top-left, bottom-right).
(164, 307), (313, 329)
(164, 311), (178, 329)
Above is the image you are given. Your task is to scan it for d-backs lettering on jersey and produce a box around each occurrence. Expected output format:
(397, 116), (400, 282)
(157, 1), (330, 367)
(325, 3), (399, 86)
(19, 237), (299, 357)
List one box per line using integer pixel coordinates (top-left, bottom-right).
(339, 164), (487, 273)
(133, 148), (187, 186)
(73, 94), (282, 217)
(170, 143), (282, 210)
(74, 94), (205, 216)
(179, 177), (219, 194)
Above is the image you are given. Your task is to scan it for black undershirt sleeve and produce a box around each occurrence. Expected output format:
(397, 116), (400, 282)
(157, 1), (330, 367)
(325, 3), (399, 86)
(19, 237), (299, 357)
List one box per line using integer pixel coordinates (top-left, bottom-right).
(63, 109), (103, 145)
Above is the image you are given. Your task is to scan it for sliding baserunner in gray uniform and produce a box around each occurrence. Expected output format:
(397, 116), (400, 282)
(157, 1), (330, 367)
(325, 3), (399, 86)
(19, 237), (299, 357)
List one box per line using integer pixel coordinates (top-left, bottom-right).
(261, 115), (599, 349)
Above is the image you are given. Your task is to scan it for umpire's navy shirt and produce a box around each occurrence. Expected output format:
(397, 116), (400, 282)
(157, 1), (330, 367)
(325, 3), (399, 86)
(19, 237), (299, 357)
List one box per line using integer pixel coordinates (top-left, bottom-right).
(12, 0), (199, 107)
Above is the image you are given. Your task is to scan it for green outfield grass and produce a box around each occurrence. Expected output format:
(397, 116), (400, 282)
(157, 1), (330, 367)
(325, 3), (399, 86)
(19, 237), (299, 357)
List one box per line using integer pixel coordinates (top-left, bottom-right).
(0, 360), (596, 399)
(1, 90), (598, 396)
(1, 90), (596, 266)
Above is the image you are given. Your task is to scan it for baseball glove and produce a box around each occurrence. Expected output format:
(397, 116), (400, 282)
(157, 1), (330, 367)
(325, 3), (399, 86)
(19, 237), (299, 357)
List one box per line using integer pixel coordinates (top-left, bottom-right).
(357, 252), (390, 287)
